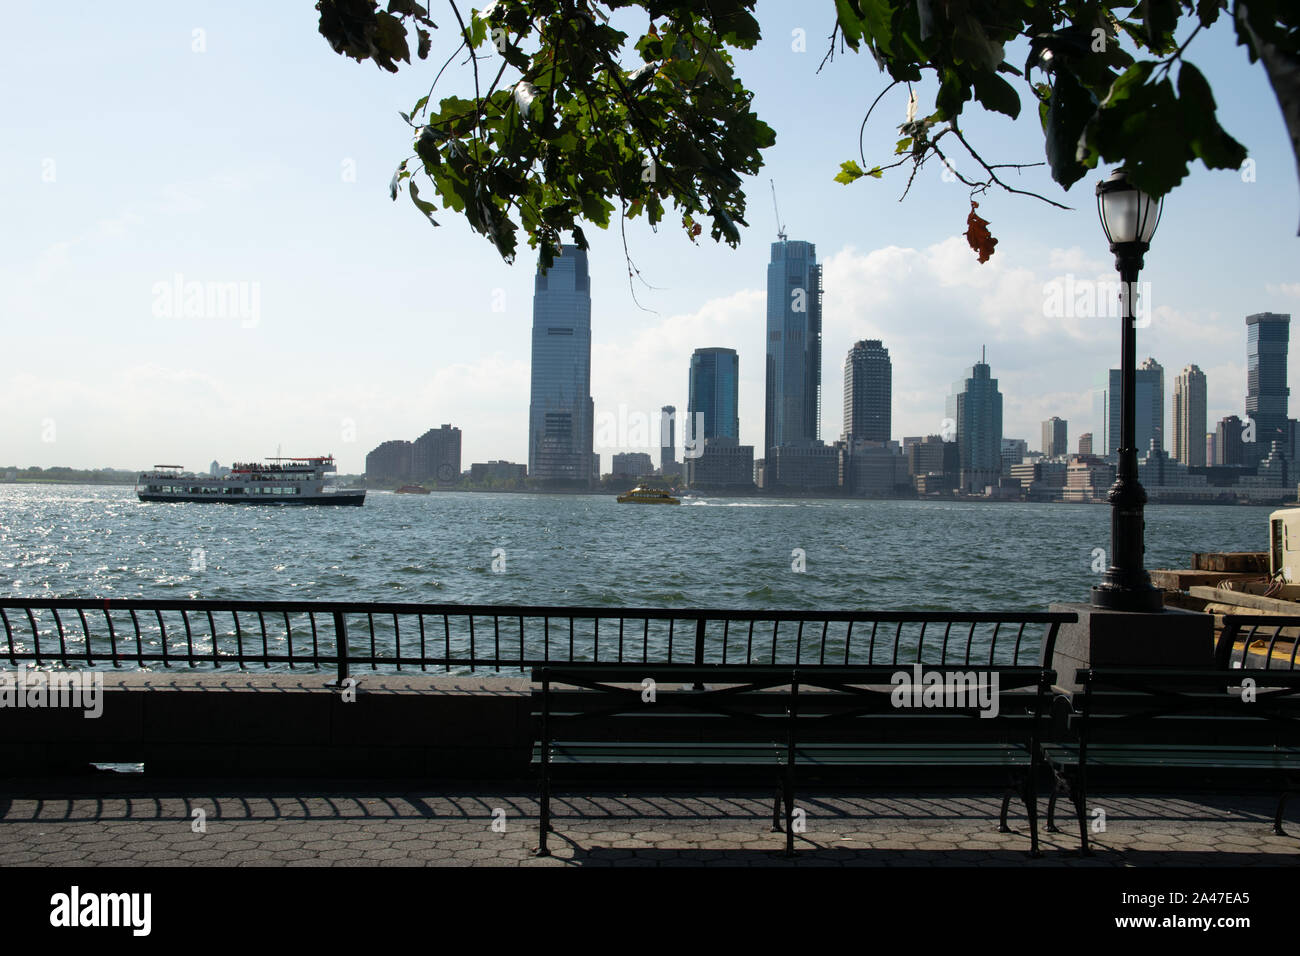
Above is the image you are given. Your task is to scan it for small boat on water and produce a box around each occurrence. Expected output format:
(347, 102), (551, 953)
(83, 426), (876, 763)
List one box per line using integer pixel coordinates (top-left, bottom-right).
(136, 456), (364, 506)
(616, 485), (681, 505)
(394, 485), (432, 494)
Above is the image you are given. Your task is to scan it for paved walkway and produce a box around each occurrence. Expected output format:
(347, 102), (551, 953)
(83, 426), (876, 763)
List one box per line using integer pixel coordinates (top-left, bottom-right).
(0, 782), (1296, 866)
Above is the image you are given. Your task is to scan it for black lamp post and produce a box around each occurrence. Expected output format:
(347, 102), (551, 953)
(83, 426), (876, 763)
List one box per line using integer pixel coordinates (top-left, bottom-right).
(1092, 168), (1164, 613)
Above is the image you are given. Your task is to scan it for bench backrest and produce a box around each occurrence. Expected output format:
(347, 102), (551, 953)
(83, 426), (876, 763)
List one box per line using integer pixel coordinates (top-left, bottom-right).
(1069, 667), (1300, 748)
(532, 663), (1056, 746)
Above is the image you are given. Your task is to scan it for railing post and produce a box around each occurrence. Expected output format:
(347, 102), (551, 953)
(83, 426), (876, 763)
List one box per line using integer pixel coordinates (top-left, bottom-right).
(693, 616), (706, 689)
(333, 611), (350, 687)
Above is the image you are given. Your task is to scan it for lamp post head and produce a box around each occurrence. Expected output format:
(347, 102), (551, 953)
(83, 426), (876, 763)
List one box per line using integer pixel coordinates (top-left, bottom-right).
(1096, 168), (1163, 274)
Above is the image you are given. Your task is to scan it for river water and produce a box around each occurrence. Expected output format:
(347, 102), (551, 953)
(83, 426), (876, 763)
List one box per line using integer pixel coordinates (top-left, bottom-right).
(0, 484), (1272, 611)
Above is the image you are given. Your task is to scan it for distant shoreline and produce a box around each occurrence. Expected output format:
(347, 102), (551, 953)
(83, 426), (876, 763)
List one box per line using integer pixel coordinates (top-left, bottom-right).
(9, 479), (1281, 508)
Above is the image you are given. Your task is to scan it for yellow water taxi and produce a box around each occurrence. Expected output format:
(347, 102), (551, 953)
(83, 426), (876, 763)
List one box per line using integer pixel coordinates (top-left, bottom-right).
(616, 485), (681, 505)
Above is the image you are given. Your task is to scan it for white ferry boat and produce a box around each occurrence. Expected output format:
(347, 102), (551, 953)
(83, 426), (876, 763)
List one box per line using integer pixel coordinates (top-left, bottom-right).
(136, 456), (365, 506)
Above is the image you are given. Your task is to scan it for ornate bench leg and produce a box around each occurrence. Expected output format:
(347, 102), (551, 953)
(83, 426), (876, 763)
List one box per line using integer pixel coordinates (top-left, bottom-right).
(534, 767), (551, 857)
(1275, 790), (1293, 837)
(1046, 773), (1064, 833)
(998, 787), (1014, 833)
(1024, 776), (1040, 858)
(1071, 781), (1091, 856)
(783, 775), (795, 857)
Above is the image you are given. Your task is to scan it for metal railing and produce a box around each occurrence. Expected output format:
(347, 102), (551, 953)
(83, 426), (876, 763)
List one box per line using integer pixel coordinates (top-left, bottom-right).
(1218, 614), (1300, 669)
(0, 598), (1074, 681)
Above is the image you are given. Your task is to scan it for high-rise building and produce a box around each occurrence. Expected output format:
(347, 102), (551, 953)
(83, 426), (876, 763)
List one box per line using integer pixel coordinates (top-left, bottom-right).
(1041, 417), (1068, 458)
(907, 435), (958, 478)
(839, 440), (907, 497)
(1078, 432), (1093, 456)
(1172, 365), (1207, 466)
(684, 437), (755, 489)
(946, 349), (1003, 490)
(1245, 312), (1290, 463)
(528, 245), (594, 484)
(688, 349), (740, 442)
(1215, 415), (1245, 466)
(765, 443), (839, 490)
(842, 339), (891, 443)
(1105, 358), (1163, 456)
(365, 440), (413, 483)
(659, 405), (676, 473)
(1205, 433), (1216, 467)
(764, 240), (822, 454)
(470, 461), (526, 483)
(611, 452), (655, 478)
(412, 424), (462, 482)
(1000, 438), (1028, 474)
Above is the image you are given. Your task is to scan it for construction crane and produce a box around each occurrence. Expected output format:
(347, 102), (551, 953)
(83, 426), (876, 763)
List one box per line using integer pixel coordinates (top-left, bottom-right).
(770, 178), (787, 242)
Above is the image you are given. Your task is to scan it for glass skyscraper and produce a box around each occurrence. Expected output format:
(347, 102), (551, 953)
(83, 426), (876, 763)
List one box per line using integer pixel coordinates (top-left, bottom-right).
(764, 240), (822, 454)
(1106, 358), (1164, 457)
(1246, 312), (1290, 462)
(688, 348), (740, 442)
(946, 350), (1003, 482)
(528, 245), (594, 484)
(842, 339), (892, 443)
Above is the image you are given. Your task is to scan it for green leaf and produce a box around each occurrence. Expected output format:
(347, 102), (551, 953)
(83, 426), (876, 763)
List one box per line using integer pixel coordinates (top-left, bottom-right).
(834, 160), (866, 184)
(1140, 0), (1180, 51)
(936, 68), (972, 120)
(1043, 69), (1096, 189)
(408, 179), (440, 226)
(972, 71), (1021, 119)
(1178, 61), (1248, 169)
(834, 0), (866, 48)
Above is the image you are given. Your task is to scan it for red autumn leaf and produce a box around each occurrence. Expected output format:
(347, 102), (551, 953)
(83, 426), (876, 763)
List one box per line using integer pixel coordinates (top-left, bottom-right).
(965, 200), (998, 264)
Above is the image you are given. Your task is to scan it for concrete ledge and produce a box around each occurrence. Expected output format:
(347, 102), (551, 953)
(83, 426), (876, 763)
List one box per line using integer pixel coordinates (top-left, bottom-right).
(0, 673), (533, 779)
(1047, 602), (1215, 693)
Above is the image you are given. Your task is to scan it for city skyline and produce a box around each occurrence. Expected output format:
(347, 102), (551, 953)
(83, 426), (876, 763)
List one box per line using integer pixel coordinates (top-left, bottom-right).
(3, 7), (1296, 474)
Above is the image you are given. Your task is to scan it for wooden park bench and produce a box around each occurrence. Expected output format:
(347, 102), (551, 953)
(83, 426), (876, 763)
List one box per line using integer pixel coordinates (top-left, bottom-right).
(532, 658), (1058, 857)
(1043, 665), (1300, 853)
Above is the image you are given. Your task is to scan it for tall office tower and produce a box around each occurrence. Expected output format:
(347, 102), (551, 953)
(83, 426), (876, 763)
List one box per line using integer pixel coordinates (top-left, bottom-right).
(528, 245), (595, 484)
(1215, 414), (1245, 466)
(945, 348), (1003, 489)
(1205, 433), (1216, 467)
(1172, 365), (1207, 466)
(1245, 312), (1291, 462)
(688, 349), (740, 442)
(1078, 432), (1093, 456)
(764, 239), (823, 454)
(1105, 357), (1164, 456)
(842, 339), (892, 443)
(365, 440), (413, 483)
(412, 424), (463, 481)
(1041, 417), (1068, 457)
(660, 405), (676, 471)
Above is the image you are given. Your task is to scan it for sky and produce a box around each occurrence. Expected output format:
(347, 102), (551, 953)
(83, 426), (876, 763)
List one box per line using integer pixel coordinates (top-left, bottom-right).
(2, 1), (1297, 474)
